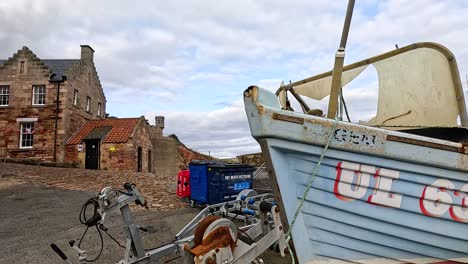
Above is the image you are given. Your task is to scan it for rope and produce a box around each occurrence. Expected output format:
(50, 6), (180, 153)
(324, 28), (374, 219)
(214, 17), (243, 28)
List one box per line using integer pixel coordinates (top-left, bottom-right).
(285, 117), (339, 264)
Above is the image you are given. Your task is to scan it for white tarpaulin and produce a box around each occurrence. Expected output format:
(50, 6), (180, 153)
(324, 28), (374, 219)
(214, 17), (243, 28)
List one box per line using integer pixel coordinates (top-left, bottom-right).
(294, 65), (368, 100)
(288, 47), (459, 127)
(366, 48), (458, 127)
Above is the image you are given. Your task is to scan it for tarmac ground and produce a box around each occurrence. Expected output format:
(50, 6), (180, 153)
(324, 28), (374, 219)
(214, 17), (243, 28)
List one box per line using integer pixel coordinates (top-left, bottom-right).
(0, 164), (289, 264)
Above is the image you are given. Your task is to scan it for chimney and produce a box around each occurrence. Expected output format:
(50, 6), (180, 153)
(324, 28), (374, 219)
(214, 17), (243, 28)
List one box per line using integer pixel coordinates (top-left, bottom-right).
(155, 116), (165, 137)
(80, 45), (94, 63)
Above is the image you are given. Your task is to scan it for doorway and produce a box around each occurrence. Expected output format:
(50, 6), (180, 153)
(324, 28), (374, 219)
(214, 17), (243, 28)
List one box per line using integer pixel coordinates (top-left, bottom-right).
(85, 139), (100, 170)
(148, 150), (152, 173)
(137, 147), (142, 172)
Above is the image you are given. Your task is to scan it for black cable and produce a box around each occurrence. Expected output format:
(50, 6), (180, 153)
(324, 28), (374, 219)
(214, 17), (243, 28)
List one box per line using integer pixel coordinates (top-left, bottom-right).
(77, 197), (104, 262)
(231, 213), (239, 221)
(78, 226), (89, 248)
(340, 92), (351, 122)
(103, 230), (125, 249)
(84, 226), (104, 262)
(79, 197), (99, 225)
(237, 227), (254, 241)
(118, 190), (133, 196)
(164, 255), (181, 263)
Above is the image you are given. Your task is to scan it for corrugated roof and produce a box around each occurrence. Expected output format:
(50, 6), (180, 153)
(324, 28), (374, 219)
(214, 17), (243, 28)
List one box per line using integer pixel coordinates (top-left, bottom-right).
(67, 118), (141, 145)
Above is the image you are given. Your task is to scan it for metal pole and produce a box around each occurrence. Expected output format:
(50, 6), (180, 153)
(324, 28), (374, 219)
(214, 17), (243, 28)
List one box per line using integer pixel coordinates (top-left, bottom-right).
(327, 0), (355, 119)
(290, 87), (310, 113)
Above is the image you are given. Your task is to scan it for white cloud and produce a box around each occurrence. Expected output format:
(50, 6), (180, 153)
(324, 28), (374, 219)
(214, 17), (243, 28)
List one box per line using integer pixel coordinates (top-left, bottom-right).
(1, 0), (468, 158)
(146, 99), (258, 158)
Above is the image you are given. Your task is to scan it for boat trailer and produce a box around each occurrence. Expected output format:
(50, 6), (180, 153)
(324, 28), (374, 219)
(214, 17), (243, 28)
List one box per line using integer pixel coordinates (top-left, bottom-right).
(51, 183), (287, 264)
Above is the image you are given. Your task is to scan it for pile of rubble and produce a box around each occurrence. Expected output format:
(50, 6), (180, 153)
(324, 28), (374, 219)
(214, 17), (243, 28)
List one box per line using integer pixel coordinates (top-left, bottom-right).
(0, 162), (187, 211)
(169, 134), (214, 170)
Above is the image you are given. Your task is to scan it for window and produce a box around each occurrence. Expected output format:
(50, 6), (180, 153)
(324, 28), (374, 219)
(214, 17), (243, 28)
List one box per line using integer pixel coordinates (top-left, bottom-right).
(20, 61), (25, 73)
(86, 96), (91, 112)
(32, 85), (46, 105)
(0, 85), (10, 106)
(20, 122), (34, 148)
(97, 102), (102, 116)
(73, 89), (78, 105)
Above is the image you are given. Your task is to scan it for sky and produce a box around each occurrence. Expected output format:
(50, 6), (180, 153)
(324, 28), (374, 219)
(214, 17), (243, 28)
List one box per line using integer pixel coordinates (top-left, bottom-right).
(1, 0), (468, 158)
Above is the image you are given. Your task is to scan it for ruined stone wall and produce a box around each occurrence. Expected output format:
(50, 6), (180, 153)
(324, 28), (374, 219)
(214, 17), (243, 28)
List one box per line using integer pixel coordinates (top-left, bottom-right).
(236, 152), (264, 167)
(0, 47), (63, 162)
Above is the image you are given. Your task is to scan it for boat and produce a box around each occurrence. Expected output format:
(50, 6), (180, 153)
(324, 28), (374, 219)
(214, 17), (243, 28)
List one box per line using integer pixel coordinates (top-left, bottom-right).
(243, 2), (468, 263)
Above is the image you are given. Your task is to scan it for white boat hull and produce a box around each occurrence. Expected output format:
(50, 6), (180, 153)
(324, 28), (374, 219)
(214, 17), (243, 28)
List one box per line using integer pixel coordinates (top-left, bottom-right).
(244, 86), (468, 264)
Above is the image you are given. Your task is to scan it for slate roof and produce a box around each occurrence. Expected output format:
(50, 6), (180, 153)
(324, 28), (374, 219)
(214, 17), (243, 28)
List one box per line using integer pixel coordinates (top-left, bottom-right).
(67, 118), (142, 145)
(83, 126), (113, 140)
(0, 58), (79, 81)
(42, 59), (80, 80)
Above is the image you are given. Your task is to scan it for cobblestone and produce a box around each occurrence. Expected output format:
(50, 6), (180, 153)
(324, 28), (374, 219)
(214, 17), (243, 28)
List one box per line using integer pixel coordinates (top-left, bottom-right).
(0, 162), (187, 211)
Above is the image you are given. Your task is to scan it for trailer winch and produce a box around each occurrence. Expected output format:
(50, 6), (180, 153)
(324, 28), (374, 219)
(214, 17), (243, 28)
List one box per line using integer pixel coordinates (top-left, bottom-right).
(51, 183), (287, 264)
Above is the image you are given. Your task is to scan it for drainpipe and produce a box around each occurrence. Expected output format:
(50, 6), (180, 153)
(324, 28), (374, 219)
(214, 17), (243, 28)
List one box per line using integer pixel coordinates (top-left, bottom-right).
(50, 75), (65, 163)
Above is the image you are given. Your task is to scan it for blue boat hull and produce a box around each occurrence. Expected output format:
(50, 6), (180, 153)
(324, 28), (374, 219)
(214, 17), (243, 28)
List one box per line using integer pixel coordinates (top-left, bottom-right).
(244, 86), (468, 263)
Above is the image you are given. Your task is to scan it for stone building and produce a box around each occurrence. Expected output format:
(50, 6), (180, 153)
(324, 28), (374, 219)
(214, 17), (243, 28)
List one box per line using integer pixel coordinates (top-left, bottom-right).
(65, 117), (154, 171)
(0, 45), (105, 162)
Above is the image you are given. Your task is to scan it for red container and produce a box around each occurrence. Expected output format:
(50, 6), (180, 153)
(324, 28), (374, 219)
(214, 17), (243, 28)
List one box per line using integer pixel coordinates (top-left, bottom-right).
(176, 170), (190, 198)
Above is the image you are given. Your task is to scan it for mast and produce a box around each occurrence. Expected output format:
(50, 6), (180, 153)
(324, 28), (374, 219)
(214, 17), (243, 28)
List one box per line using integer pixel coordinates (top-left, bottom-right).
(327, 0), (356, 119)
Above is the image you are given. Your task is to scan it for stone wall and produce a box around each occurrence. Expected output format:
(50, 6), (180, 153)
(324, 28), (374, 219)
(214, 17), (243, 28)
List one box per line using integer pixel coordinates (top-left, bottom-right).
(100, 142), (136, 171)
(61, 46), (106, 161)
(65, 119), (153, 172)
(236, 152), (264, 167)
(153, 137), (178, 176)
(131, 120), (153, 172)
(0, 47), (63, 162)
(0, 46), (106, 163)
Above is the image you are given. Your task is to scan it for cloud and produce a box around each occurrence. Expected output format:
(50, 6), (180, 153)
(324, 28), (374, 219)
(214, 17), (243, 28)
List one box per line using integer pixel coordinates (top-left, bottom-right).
(1, 0), (468, 158)
(146, 99), (258, 158)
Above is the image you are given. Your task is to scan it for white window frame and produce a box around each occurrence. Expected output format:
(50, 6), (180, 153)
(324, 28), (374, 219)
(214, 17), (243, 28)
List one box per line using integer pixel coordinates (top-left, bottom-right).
(0, 85), (10, 106)
(19, 122), (34, 149)
(73, 89), (78, 105)
(86, 96), (91, 112)
(32, 85), (46, 105)
(97, 102), (102, 116)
